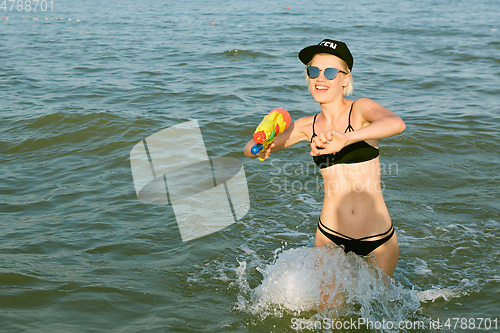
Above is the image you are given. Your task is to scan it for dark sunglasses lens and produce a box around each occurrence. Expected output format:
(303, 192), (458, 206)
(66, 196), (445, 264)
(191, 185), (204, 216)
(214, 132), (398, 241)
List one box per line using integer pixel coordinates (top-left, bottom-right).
(307, 66), (320, 79)
(324, 68), (339, 80)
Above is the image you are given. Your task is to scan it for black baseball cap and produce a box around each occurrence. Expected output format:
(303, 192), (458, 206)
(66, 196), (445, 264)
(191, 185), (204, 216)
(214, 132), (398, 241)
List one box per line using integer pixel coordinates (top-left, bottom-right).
(298, 39), (354, 71)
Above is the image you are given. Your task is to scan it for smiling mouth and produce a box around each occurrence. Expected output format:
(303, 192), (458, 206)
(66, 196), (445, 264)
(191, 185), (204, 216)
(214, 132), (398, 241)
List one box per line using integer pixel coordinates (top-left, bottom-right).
(316, 85), (328, 90)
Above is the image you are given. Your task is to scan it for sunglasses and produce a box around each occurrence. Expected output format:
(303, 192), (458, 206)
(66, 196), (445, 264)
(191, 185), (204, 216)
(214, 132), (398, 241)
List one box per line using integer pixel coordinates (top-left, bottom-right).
(306, 66), (348, 80)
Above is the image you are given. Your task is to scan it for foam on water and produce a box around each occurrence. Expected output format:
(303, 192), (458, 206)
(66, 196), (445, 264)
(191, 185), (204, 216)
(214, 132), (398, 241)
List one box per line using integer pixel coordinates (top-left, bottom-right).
(234, 245), (423, 326)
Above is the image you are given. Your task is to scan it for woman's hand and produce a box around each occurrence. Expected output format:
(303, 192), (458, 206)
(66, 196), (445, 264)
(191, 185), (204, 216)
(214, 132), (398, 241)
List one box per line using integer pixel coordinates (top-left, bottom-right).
(257, 142), (275, 160)
(310, 130), (349, 156)
(244, 139), (278, 159)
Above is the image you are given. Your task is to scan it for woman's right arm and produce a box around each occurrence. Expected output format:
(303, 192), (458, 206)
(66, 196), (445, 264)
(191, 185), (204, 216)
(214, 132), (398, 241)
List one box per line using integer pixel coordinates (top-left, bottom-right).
(244, 117), (311, 160)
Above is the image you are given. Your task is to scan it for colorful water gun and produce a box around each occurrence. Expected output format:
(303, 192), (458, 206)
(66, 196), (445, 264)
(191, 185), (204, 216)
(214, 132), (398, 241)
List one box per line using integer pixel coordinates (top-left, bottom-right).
(250, 108), (291, 161)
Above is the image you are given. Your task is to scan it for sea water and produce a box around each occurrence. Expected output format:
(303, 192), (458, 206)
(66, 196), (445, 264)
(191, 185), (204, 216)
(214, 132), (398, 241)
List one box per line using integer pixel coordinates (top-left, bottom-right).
(1, 0), (499, 332)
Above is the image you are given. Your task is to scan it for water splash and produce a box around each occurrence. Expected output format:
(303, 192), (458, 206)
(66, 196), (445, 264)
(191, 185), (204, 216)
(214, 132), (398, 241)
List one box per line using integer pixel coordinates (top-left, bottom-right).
(234, 245), (423, 329)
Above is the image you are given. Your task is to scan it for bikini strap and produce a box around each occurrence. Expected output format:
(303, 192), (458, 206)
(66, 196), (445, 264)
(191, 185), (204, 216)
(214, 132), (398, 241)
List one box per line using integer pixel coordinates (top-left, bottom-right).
(345, 102), (355, 133)
(319, 218), (356, 240)
(319, 218), (394, 241)
(313, 101), (355, 139)
(310, 114), (319, 141)
(357, 224), (394, 241)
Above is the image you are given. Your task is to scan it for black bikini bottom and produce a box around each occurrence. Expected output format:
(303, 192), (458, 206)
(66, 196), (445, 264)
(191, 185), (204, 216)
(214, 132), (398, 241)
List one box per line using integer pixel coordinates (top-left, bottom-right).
(317, 218), (394, 256)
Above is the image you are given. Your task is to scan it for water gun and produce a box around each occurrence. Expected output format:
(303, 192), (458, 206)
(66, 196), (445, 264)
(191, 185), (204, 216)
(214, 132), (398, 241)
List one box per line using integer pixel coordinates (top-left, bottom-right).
(250, 108), (291, 161)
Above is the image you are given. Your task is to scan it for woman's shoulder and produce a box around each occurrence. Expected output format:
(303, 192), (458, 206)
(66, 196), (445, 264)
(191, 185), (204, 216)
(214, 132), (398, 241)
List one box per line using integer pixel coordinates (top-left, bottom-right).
(351, 97), (398, 125)
(352, 98), (387, 117)
(352, 98), (380, 109)
(294, 114), (317, 127)
(352, 98), (390, 114)
(294, 114), (317, 134)
(286, 114), (316, 143)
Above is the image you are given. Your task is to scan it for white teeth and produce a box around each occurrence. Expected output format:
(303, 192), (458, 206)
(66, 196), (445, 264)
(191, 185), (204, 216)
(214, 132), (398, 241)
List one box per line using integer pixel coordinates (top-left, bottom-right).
(316, 86), (328, 90)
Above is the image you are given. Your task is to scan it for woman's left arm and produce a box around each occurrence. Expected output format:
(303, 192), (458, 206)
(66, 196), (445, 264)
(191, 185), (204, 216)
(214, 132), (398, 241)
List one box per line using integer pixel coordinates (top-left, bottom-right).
(310, 98), (405, 156)
(344, 98), (406, 145)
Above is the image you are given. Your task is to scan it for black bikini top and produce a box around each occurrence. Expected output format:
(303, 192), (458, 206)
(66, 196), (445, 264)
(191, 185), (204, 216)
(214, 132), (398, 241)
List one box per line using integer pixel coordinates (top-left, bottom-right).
(311, 103), (379, 169)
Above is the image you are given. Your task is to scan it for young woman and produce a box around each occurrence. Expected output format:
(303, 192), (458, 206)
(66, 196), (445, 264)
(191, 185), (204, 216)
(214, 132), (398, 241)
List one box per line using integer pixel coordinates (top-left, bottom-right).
(244, 39), (406, 277)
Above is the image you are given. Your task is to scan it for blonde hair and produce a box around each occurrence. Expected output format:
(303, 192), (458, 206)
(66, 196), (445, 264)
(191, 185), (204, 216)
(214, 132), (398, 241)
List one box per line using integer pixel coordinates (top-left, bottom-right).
(305, 53), (354, 96)
(343, 73), (354, 96)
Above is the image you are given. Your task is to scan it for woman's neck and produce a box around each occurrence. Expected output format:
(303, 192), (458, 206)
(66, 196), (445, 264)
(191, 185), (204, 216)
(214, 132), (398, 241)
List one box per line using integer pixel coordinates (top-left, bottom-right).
(319, 98), (352, 124)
